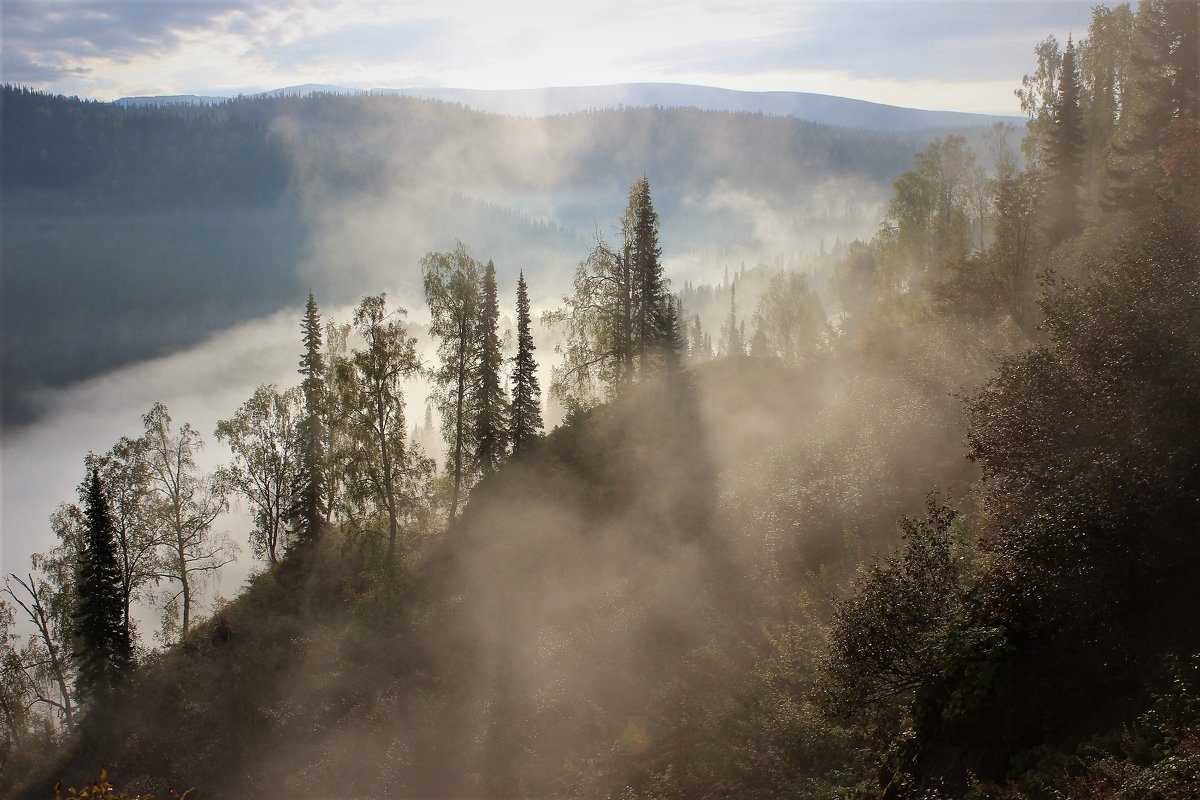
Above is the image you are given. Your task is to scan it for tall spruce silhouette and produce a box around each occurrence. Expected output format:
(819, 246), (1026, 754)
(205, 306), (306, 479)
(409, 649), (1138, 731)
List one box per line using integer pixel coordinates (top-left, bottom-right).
(73, 468), (132, 701)
(1045, 37), (1085, 244)
(509, 270), (543, 454)
(295, 292), (326, 546)
(475, 260), (508, 475)
(626, 178), (669, 369)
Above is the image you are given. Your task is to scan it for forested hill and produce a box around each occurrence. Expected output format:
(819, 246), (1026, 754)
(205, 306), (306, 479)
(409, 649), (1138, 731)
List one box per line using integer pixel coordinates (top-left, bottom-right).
(116, 82), (1023, 132)
(1, 86), (941, 428)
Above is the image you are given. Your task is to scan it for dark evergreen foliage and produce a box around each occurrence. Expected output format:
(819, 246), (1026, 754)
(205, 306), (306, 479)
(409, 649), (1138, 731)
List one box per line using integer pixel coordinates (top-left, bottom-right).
(508, 271), (543, 455)
(628, 178), (670, 369)
(294, 293), (326, 547)
(1044, 37), (1085, 244)
(72, 469), (132, 702)
(1105, 0), (1200, 214)
(474, 260), (508, 475)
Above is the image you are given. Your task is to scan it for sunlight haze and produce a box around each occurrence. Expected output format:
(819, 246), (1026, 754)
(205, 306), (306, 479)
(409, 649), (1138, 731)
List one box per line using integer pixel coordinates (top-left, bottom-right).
(3, 0), (1098, 113)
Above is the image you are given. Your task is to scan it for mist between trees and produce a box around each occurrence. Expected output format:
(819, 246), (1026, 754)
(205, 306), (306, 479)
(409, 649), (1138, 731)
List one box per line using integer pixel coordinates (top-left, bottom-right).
(2, 2), (1199, 797)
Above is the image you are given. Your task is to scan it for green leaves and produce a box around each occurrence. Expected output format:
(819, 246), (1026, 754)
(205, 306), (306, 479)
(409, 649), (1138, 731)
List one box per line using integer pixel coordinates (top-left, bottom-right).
(818, 497), (968, 718)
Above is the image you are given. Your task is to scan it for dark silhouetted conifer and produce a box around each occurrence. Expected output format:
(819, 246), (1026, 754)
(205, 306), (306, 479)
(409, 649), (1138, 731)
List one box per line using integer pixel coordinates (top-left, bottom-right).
(1045, 37), (1085, 244)
(73, 469), (132, 702)
(475, 260), (508, 475)
(509, 271), (543, 455)
(628, 178), (669, 368)
(295, 292), (326, 546)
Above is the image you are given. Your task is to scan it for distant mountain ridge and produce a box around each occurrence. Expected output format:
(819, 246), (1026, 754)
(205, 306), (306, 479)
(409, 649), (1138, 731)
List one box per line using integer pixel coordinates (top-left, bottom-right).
(115, 82), (1022, 132)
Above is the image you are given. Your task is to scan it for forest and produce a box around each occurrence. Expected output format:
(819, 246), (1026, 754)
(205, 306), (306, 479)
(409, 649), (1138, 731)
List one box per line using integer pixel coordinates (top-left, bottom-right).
(0, 83), (936, 428)
(2, 1), (1198, 798)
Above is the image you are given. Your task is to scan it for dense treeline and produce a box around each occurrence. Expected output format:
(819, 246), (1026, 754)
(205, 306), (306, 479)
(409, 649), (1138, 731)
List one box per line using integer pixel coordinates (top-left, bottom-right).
(1, 84), (931, 428)
(0, 86), (288, 206)
(2, 1), (1198, 797)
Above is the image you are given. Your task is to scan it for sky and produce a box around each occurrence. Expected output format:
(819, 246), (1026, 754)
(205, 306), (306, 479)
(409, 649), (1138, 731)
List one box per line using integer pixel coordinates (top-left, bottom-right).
(2, 0), (1101, 114)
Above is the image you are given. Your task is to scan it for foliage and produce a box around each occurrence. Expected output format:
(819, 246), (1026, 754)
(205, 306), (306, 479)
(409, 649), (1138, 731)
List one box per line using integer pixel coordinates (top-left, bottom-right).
(818, 498), (970, 718)
(215, 384), (304, 565)
(422, 244), (483, 518)
(509, 270), (543, 455)
(140, 403), (235, 643)
(548, 179), (675, 404)
(967, 211), (1200, 633)
(546, 237), (629, 404)
(750, 272), (827, 366)
(474, 260), (509, 476)
(1043, 38), (1085, 246)
(52, 769), (189, 799)
(82, 438), (159, 644)
(72, 470), (133, 701)
(295, 293), (327, 547)
(339, 294), (425, 580)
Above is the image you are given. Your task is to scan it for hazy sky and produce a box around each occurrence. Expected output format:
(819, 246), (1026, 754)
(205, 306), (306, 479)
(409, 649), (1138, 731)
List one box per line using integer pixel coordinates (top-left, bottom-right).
(3, 0), (1099, 114)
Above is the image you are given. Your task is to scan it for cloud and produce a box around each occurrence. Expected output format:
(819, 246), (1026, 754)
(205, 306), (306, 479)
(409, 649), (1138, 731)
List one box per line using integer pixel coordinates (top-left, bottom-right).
(1, 1), (247, 66)
(256, 18), (451, 72)
(1, 0), (1098, 112)
(650, 1), (1096, 82)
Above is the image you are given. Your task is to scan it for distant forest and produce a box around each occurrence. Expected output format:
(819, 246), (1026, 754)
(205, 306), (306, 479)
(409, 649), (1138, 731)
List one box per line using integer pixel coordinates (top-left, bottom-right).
(2, 86), (947, 427)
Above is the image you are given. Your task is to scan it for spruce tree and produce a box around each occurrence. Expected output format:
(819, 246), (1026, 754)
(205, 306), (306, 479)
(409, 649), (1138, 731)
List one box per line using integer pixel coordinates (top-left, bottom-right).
(475, 260), (508, 476)
(1044, 37), (1085, 245)
(665, 295), (687, 371)
(626, 178), (669, 369)
(509, 271), (543, 455)
(73, 469), (132, 702)
(295, 292), (326, 546)
(721, 283), (744, 356)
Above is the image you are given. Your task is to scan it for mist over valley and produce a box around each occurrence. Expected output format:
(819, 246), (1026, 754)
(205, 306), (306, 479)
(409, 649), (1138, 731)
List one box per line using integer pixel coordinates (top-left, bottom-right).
(2, 2), (1198, 798)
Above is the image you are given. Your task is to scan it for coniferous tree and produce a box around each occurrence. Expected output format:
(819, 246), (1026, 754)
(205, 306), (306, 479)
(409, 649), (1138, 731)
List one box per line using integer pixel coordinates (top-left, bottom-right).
(625, 178), (669, 369)
(1106, 0), (1200, 214)
(549, 178), (672, 403)
(1044, 37), (1086, 245)
(295, 293), (326, 546)
(73, 469), (132, 702)
(83, 437), (157, 646)
(665, 295), (687, 372)
(689, 313), (712, 362)
(721, 284), (744, 356)
(509, 271), (543, 455)
(475, 260), (508, 476)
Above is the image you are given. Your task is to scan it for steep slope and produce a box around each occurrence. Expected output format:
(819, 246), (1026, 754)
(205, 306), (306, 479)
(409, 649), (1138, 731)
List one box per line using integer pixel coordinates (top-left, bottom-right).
(6, 342), (981, 798)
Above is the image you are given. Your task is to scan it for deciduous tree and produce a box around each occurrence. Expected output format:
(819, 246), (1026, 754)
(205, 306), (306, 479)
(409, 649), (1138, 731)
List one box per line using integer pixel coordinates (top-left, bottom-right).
(423, 244), (483, 518)
(342, 294), (422, 579)
(141, 402), (234, 642)
(215, 385), (304, 566)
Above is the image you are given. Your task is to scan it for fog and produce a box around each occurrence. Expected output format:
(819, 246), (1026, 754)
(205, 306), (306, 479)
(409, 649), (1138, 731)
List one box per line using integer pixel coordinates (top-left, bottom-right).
(2, 89), (983, 796)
